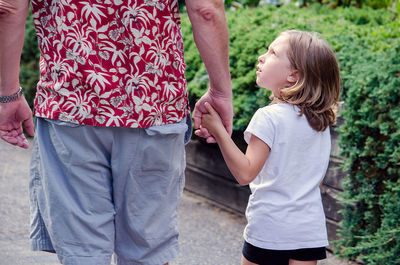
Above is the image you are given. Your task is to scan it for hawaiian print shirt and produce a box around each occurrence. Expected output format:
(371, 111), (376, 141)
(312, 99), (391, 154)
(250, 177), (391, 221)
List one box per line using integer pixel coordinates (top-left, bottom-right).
(31, 0), (189, 128)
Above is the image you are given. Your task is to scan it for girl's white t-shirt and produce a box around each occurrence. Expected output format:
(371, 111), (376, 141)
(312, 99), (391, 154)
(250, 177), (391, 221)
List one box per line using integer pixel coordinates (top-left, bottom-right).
(243, 103), (330, 250)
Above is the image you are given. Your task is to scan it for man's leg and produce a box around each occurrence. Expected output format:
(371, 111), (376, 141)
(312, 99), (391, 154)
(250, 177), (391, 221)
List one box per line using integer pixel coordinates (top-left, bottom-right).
(112, 120), (188, 265)
(29, 118), (116, 265)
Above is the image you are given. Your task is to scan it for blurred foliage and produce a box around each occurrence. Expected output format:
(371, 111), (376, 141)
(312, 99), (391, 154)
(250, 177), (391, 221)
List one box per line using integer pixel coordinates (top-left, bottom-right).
(179, 0), (399, 9)
(20, 10), (39, 109)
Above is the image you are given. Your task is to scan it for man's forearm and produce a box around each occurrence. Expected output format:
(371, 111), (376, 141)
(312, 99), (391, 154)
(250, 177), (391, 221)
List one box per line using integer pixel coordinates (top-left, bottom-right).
(186, 0), (231, 96)
(0, 0), (29, 96)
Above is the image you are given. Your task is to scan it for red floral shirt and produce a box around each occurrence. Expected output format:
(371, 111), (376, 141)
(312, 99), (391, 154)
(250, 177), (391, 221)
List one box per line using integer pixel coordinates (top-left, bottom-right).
(31, 0), (189, 128)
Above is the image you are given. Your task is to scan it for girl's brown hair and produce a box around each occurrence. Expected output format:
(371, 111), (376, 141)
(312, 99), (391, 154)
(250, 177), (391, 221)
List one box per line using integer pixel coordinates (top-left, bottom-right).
(278, 30), (340, 132)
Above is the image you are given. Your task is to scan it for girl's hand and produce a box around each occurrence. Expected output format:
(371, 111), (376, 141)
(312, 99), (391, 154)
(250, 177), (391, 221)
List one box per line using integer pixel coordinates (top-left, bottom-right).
(192, 89), (233, 143)
(200, 102), (226, 140)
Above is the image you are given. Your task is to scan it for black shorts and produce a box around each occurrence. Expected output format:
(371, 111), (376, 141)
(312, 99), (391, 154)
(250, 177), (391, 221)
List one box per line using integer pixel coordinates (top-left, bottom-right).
(242, 241), (327, 265)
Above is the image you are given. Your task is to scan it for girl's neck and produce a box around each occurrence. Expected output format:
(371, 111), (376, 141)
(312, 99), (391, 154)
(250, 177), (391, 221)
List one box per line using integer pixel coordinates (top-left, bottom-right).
(269, 96), (287, 105)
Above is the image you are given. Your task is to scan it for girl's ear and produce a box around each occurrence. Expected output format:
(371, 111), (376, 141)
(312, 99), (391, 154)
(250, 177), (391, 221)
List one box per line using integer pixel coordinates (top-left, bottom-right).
(287, 69), (299, 84)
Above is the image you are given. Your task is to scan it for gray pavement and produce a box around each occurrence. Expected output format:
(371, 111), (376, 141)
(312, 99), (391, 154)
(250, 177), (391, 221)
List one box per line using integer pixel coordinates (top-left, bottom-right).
(0, 138), (352, 265)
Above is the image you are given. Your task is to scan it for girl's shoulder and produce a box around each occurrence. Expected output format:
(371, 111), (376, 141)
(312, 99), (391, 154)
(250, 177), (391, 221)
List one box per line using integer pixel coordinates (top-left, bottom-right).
(259, 103), (298, 118)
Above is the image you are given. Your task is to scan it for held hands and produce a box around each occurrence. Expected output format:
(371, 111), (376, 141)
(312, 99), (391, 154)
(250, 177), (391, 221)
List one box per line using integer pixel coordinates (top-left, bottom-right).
(0, 96), (34, 149)
(192, 90), (233, 143)
(199, 102), (227, 142)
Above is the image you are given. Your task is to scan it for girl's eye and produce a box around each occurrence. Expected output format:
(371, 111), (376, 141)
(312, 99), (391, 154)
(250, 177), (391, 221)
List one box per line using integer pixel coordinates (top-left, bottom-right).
(267, 49), (275, 55)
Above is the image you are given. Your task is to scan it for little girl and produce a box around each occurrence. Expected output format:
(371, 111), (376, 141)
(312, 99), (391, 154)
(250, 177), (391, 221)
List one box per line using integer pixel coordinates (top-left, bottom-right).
(200, 30), (340, 265)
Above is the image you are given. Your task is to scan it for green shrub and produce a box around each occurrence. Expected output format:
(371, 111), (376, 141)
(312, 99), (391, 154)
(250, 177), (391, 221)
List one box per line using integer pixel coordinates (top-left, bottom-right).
(341, 178), (400, 264)
(192, 0), (396, 9)
(335, 42), (400, 264)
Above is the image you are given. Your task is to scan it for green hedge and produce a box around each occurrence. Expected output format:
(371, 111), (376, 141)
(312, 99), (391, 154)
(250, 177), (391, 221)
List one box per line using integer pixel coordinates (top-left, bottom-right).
(335, 39), (400, 264)
(20, 10), (40, 109)
(224, 0), (396, 9)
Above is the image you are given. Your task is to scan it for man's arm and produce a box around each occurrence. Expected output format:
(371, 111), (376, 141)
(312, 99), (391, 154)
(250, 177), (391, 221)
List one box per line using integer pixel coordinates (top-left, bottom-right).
(185, 0), (233, 143)
(0, 0), (29, 94)
(0, 0), (34, 149)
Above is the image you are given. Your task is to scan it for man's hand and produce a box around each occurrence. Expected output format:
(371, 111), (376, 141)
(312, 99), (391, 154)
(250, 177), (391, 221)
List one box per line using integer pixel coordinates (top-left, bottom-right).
(193, 89), (233, 143)
(0, 96), (34, 149)
(200, 102), (226, 141)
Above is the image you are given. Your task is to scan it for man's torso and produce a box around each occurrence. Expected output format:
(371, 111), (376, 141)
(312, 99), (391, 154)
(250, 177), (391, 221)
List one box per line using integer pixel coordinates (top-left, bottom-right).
(31, 0), (189, 128)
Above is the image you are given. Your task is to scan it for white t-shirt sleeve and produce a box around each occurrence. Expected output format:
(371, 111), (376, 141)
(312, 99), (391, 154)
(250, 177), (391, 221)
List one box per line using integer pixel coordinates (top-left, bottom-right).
(244, 108), (275, 148)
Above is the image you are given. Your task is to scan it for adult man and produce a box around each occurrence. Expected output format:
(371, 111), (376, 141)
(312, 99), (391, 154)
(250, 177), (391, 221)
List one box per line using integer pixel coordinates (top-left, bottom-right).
(0, 0), (232, 264)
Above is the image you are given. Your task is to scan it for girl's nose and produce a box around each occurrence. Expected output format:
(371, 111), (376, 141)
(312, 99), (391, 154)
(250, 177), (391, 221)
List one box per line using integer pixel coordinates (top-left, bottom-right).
(258, 55), (264, 64)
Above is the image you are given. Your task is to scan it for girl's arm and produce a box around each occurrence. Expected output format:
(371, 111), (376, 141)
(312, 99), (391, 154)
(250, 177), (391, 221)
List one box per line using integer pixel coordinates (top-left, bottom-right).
(201, 103), (270, 186)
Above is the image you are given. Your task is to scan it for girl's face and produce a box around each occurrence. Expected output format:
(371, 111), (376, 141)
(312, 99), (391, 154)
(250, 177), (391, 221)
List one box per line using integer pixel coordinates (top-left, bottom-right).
(256, 35), (297, 97)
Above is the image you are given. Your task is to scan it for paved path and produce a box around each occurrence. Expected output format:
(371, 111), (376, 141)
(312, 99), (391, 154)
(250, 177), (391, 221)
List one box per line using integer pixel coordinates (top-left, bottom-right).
(0, 139), (352, 265)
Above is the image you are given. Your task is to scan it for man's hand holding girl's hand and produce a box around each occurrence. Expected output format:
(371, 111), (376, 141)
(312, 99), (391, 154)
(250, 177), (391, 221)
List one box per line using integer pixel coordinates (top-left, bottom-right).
(192, 90), (233, 143)
(198, 102), (227, 143)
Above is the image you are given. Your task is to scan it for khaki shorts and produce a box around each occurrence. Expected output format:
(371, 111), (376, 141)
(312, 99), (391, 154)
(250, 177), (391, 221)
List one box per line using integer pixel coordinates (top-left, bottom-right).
(29, 117), (191, 265)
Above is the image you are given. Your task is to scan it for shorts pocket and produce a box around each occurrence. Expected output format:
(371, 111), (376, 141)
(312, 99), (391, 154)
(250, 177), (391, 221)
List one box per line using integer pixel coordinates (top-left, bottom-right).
(140, 133), (180, 172)
(140, 121), (186, 172)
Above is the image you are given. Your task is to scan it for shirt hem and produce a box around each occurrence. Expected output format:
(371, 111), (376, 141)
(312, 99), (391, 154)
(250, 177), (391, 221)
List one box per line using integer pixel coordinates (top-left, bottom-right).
(244, 233), (329, 251)
(34, 108), (190, 129)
